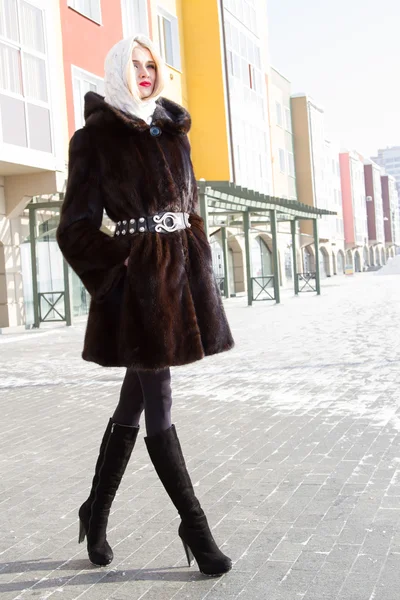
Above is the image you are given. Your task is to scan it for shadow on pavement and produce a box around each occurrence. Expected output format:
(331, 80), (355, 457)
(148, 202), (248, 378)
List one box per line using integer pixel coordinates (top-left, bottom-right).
(0, 558), (213, 593)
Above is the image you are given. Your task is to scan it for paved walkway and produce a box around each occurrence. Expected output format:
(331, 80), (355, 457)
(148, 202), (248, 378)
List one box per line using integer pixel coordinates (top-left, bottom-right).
(1, 268), (400, 600)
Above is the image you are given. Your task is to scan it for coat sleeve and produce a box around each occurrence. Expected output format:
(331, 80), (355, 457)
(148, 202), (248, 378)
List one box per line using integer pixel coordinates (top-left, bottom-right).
(57, 128), (130, 300)
(182, 134), (199, 214)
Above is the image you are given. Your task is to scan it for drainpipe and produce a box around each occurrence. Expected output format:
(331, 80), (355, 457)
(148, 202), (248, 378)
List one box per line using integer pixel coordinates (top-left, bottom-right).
(218, 0), (236, 183)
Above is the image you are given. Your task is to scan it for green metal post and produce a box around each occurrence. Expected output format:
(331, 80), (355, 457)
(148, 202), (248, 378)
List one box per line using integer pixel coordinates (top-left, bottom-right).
(221, 226), (230, 298)
(291, 219), (299, 295)
(313, 218), (321, 295)
(198, 181), (210, 239)
(63, 259), (72, 326)
(29, 206), (40, 328)
(243, 211), (252, 306)
(269, 209), (281, 304)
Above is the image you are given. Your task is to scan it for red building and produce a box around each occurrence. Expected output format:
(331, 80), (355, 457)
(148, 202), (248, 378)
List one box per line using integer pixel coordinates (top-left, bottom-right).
(59, 1), (124, 138)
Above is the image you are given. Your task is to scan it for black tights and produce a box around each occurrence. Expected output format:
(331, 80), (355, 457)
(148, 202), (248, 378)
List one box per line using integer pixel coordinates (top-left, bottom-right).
(112, 368), (172, 437)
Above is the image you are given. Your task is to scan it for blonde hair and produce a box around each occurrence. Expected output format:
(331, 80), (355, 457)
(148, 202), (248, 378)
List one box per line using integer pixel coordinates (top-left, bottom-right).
(126, 35), (165, 102)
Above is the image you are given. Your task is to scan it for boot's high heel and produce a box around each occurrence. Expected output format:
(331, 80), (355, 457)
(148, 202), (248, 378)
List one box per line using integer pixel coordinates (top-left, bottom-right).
(181, 539), (195, 567)
(78, 519), (86, 544)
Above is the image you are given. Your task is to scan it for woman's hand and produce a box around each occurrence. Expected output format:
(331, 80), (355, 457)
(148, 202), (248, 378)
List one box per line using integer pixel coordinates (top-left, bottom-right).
(124, 257), (129, 267)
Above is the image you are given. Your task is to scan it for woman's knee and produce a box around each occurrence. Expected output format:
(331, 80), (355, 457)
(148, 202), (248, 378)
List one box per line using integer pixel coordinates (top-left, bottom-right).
(138, 369), (172, 410)
(113, 369), (145, 425)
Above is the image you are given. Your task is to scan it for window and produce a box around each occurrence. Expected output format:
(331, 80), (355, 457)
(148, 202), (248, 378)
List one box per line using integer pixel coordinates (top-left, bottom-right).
(240, 31), (246, 56)
(121, 0), (149, 37)
(276, 101), (282, 126)
(0, 42), (22, 94)
(279, 148), (286, 172)
(240, 57), (248, 85)
(24, 53), (47, 102)
(68, 0), (101, 24)
(72, 66), (104, 130)
(20, 0), (45, 52)
(0, 0), (19, 42)
(227, 50), (233, 76)
(288, 151), (295, 177)
(231, 22), (239, 49)
(284, 107), (292, 132)
(246, 37), (254, 64)
(0, 0), (51, 152)
(232, 52), (240, 78)
(157, 7), (181, 70)
(251, 237), (273, 278)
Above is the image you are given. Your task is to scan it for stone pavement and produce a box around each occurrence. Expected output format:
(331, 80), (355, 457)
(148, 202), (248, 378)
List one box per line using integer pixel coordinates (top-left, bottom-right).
(1, 269), (400, 600)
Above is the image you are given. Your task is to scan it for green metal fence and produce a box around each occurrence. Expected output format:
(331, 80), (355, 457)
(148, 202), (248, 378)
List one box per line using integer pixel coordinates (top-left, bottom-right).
(38, 291), (67, 323)
(298, 272), (317, 293)
(251, 276), (275, 301)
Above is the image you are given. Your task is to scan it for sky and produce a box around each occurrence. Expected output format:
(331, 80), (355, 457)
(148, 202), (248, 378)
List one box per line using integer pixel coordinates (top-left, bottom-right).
(267, 0), (400, 158)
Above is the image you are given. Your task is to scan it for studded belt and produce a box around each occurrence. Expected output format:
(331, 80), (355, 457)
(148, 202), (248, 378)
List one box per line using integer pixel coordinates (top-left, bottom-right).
(114, 211), (191, 237)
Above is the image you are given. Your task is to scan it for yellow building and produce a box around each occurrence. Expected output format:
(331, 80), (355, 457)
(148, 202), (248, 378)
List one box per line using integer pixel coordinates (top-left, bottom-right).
(120, 1), (232, 180)
(179, 0), (285, 297)
(134, 0), (271, 191)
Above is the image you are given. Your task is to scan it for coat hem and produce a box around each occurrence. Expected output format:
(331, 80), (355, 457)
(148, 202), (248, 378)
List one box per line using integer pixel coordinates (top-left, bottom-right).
(81, 341), (234, 370)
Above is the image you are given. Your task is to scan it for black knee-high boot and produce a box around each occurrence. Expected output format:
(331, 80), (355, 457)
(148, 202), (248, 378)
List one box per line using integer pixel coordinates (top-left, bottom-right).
(145, 425), (232, 576)
(78, 419), (139, 566)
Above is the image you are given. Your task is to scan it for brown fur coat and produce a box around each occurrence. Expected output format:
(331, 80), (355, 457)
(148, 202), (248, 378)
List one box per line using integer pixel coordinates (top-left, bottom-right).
(57, 92), (234, 369)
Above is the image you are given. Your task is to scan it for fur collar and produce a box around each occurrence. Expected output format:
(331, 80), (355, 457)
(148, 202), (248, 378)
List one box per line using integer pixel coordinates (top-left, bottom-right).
(84, 92), (191, 135)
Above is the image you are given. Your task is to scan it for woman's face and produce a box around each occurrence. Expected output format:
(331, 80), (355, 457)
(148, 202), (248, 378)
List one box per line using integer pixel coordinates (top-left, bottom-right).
(131, 45), (157, 99)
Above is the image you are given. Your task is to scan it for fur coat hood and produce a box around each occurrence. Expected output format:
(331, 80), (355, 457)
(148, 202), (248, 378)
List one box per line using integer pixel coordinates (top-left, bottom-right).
(84, 91), (191, 134)
(57, 92), (234, 370)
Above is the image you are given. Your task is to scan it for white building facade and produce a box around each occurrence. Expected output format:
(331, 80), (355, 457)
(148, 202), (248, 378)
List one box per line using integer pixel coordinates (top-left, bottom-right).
(322, 140), (345, 274)
(269, 67), (296, 200)
(223, 0), (272, 194)
(350, 154), (369, 248)
(372, 146), (400, 195)
(0, 0), (67, 328)
(388, 174), (400, 246)
(267, 67), (299, 287)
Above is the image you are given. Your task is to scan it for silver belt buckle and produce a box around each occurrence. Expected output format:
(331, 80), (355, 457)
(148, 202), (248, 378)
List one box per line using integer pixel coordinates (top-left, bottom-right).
(153, 212), (188, 233)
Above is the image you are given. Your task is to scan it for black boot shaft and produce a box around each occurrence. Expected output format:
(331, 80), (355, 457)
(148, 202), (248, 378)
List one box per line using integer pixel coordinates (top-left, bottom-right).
(145, 425), (232, 576)
(144, 425), (202, 521)
(79, 421), (139, 566)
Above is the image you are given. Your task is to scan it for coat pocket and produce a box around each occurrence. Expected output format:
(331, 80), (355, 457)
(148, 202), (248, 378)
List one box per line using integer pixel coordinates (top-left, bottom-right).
(92, 262), (127, 304)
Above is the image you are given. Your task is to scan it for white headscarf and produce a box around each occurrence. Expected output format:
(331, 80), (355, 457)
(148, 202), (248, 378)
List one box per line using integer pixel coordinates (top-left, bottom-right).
(104, 36), (162, 125)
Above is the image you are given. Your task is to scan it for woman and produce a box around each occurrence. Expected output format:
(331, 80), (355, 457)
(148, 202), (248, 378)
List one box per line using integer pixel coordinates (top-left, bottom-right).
(57, 35), (234, 577)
